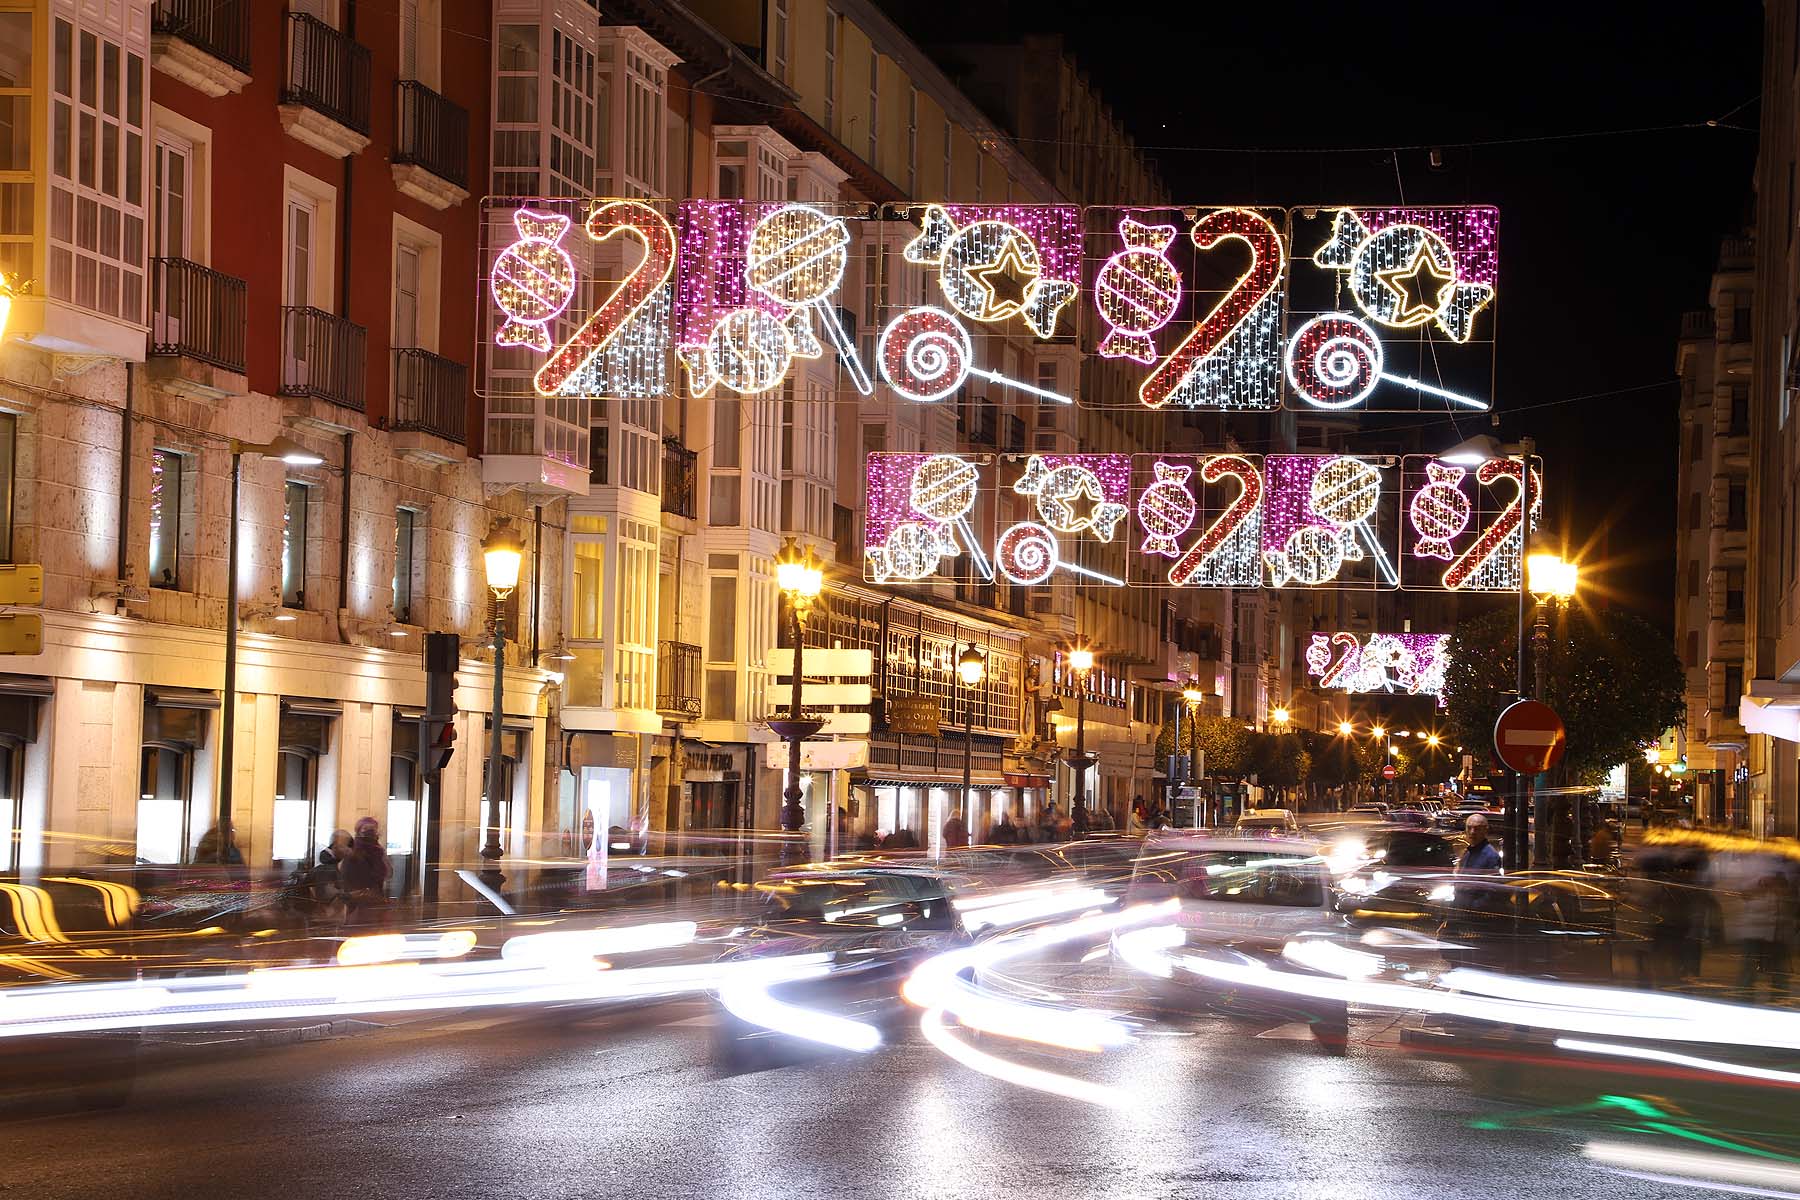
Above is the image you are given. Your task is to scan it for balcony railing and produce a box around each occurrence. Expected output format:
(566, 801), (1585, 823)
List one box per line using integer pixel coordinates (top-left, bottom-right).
(1681, 311), (1715, 340)
(149, 257), (247, 373)
(656, 641), (702, 720)
(661, 438), (697, 518)
(392, 348), (467, 442)
(283, 12), (370, 135)
(280, 306), (367, 410)
(394, 79), (468, 188)
(153, 0), (252, 73)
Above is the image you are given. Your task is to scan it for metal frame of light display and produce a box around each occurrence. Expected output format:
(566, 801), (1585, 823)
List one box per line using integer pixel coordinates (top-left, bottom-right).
(1306, 631), (1451, 706)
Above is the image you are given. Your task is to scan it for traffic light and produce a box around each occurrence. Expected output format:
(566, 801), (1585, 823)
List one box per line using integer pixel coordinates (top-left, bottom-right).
(421, 632), (459, 783)
(427, 719), (456, 775)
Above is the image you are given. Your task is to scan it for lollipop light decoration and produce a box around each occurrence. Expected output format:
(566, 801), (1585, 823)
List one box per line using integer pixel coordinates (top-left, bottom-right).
(1284, 313), (1487, 411)
(877, 306), (1072, 403)
(1308, 456), (1398, 586)
(745, 204), (874, 395)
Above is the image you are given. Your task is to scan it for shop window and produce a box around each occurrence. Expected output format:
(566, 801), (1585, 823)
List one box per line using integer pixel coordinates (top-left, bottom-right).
(480, 728), (524, 853)
(137, 697), (210, 864)
(388, 716), (422, 897)
(271, 706), (331, 865)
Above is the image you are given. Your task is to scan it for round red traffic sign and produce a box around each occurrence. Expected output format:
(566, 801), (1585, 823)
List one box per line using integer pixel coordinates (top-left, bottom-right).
(1381, 764), (1397, 780)
(1493, 699), (1567, 774)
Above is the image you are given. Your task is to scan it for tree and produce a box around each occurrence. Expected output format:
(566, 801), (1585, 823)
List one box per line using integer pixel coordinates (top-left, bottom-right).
(1445, 605), (1685, 784)
(1252, 731), (1311, 790)
(1155, 714), (1254, 778)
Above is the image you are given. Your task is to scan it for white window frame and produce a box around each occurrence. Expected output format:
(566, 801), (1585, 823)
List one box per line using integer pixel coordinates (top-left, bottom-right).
(771, 0), (789, 80)
(281, 165), (337, 312)
(291, 0), (342, 29)
(398, 0), (441, 88)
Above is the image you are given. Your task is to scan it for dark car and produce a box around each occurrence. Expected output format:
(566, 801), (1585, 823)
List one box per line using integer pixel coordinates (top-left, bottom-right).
(712, 868), (970, 1067)
(1332, 826), (1464, 922)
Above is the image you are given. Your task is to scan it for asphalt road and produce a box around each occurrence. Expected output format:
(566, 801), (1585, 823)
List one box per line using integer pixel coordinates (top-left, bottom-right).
(1, 989), (1770, 1200)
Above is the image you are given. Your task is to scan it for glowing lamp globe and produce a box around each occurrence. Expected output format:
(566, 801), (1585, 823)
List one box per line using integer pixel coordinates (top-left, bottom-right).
(483, 519), (526, 598)
(1068, 647), (1095, 675)
(957, 644), (987, 687)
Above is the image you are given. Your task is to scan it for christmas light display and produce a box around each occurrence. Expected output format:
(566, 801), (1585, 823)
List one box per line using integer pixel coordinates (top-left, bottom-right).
(745, 204), (873, 395)
(1309, 208), (1497, 343)
(876, 306), (1073, 404)
(1167, 455), (1263, 588)
(679, 306), (821, 397)
(901, 204), (1081, 339)
(534, 201), (677, 398)
(1401, 455), (1542, 592)
(1014, 454), (1130, 542)
(490, 209), (577, 352)
(864, 453), (991, 584)
(1408, 461), (1472, 559)
(1306, 631), (1451, 704)
(1094, 216), (1182, 364)
(996, 522), (1125, 586)
(1261, 455), (1396, 589)
(1136, 461), (1195, 556)
(1283, 313), (1486, 411)
(1140, 208), (1284, 410)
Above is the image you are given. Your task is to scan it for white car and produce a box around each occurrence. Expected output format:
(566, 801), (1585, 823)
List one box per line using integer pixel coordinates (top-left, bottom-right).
(1235, 808), (1301, 835)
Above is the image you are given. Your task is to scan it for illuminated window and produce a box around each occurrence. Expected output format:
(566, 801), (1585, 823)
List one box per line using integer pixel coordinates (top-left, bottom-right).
(393, 506), (425, 623)
(149, 448), (196, 591)
(282, 480), (310, 608)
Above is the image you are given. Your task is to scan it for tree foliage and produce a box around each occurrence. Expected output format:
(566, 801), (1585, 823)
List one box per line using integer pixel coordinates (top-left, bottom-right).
(1445, 605), (1685, 784)
(1155, 714), (1255, 778)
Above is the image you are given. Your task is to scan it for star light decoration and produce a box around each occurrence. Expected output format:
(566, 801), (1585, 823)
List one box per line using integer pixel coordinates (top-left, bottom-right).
(1310, 207), (1498, 343)
(998, 453), (1130, 587)
(1305, 631), (1450, 706)
(902, 204), (1082, 339)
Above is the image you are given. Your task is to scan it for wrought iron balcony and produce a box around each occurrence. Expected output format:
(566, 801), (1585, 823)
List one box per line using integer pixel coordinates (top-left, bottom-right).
(283, 12), (370, 136)
(152, 0), (251, 74)
(394, 79), (469, 189)
(280, 306), (367, 411)
(149, 257), (247, 374)
(392, 349), (467, 443)
(656, 641), (702, 720)
(661, 439), (697, 518)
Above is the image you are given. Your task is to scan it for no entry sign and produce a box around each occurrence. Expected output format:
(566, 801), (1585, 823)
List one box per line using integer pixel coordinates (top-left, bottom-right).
(1494, 699), (1567, 774)
(1381, 764), (1397, 780)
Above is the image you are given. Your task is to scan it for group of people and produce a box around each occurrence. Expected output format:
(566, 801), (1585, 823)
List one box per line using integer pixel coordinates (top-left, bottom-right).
(296, 817), (392, 922)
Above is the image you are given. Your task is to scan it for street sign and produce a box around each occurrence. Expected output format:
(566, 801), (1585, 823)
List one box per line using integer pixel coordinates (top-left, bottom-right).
(1493, 699), (1567, 774)
(1381, 763), (1397, 780)
(768, 648), (874, 677)
(760, 740), (869, 771)
(0, 565), (43, 606)
(885, 696), (941, 736)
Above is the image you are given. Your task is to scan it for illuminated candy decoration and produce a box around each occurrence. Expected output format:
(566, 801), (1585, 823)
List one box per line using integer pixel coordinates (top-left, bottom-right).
(1141, 208), (1284, 410)
(1265, 526), (1345, 587)
(1443, 457), (1542, 591)
(1408, 462), (1472, 560)
(996, 522), (1125, 587)
(1308, 631), (1451, 705)
(490, 209), (577, 352)
(909, 453), (993, 581)
(877, 307), (1074, 404)
(1015, 455), (1129, 543)
(745, 204), (874, 395)
(867, 521), (947, 583)
(902, 205), (1078, 338)
(679, 306), (822, 398)
(1136, 461), (1195, 557)
(1095, 216), (1182, 364)
(1311, 210), (1495, 343)
(1168, 455), (1263, 588)
(1309, 456), (1397, 586)
(534, 200), (677, 397)
(1284, 313), (1487, 411)
(1304, 634), (1334, 679)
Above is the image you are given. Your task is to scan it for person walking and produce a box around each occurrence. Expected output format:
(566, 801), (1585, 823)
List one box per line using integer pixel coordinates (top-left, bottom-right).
(341, 816), (392, 918)
(1737, 870), (1789, 996)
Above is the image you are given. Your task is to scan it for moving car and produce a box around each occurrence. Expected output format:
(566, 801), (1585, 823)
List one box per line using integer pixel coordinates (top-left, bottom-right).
(1331, 826), (1464, 921)
(1121, 832), (1349, 1053)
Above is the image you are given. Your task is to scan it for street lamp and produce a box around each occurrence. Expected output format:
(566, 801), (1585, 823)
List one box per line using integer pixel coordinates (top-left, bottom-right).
(1337, 720), (1354, 736)
(0, 272), (32, 342)
(478, 517), (525, 878)
(1272, 706), (1290, 728)
(1065, 647), (1096, 837)
(771, 539), (825, 837)
(1181, 683), (1205, 824)
(216, 435), (324, 863)
(958, 644), (986, 843)
(1442, 431), (1538, 872)
(1526, 551), (1579, 862)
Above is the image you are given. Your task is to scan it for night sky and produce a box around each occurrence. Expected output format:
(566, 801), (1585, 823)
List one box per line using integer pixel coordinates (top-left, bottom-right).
(886, 0), (1763, 628)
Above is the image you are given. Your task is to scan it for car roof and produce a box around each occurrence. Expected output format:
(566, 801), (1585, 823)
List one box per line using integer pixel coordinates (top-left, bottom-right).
(1141, 831), (1326, 855)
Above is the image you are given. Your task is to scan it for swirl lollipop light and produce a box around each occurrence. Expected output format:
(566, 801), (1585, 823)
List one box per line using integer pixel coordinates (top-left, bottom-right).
(997, 522), (1124, 587)
(1284, 314), (1487, 410)
(745, 204), (874, 395)
(878, 307), (1073, 404)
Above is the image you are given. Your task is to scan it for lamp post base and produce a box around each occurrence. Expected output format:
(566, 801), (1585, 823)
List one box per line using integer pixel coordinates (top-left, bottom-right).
(1064, 750), (1097, 838)
(767, 717), (824, 833)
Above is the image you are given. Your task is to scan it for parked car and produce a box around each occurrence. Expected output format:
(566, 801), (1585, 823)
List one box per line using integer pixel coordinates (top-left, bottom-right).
(1235, 809), (1302, 835)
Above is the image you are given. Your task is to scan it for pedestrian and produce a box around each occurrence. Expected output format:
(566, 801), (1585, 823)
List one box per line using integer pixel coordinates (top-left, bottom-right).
(991, 809), (1020, 844)
(341, 816), (392, 912)
(941, 813), (969, 849)
(1736, 871), (1789, 995)
(195, 821), (245, 868)
(1458, 813), (1502, 873)
(1587, 821), (1616, 866)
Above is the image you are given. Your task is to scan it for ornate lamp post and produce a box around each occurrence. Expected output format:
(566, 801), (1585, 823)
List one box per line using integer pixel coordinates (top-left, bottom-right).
(771, 539), (825, 837)
(217, 435), (323, 863)
(1065, 647), (1096, 838)
(479, 517), (525, 881)
(1527, 552), (1580, 862)
(957, 644), (986, 841)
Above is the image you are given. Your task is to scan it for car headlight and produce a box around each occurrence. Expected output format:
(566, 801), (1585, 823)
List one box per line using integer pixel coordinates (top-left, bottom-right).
(1426, 883), (1456, 903)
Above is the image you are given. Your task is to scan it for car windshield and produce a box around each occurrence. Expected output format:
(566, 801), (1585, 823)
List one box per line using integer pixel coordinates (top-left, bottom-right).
(756, 875), (952, 929)
(1368, 831), (1457, 869)
(1151, 850), (1326, 907)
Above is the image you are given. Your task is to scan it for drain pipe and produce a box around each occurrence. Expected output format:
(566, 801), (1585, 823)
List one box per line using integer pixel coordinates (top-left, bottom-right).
(116, 369), (132, 589)
(530, 504), (542, 665)
(337, 431), (352, 623)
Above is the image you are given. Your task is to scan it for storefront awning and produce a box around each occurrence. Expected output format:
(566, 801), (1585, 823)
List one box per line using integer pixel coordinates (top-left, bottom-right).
(863, 772), (1007, 789)
(1003, 772), (1050, 788)
(1740, 683), (1800, 742)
